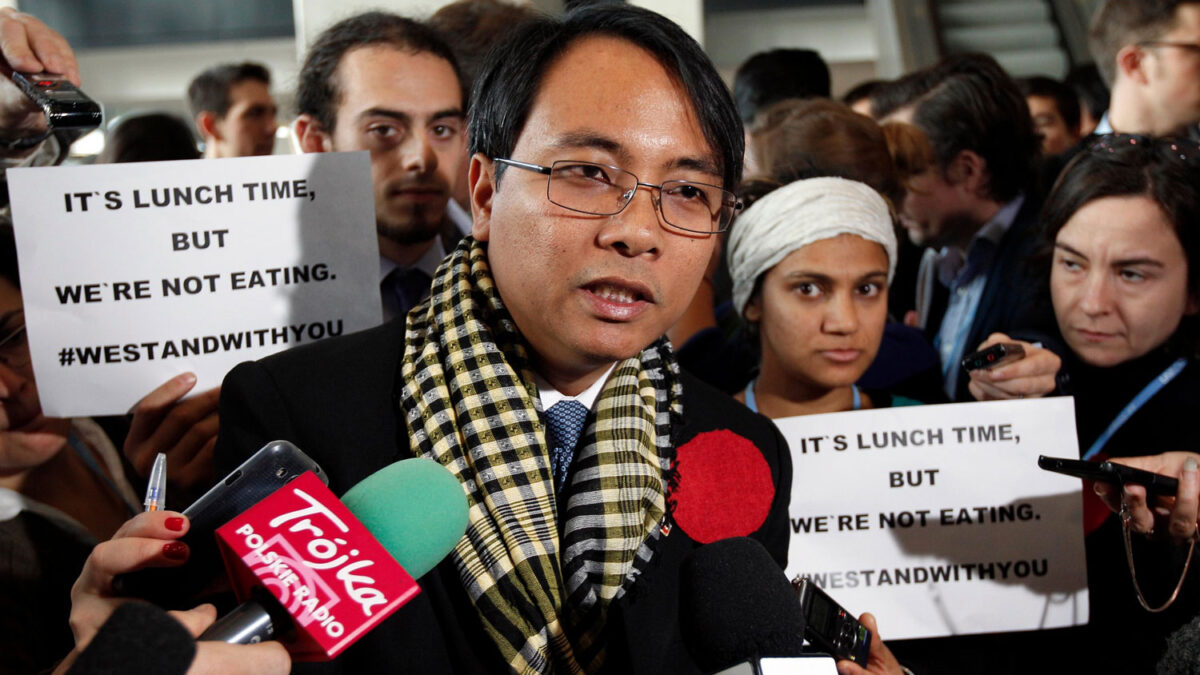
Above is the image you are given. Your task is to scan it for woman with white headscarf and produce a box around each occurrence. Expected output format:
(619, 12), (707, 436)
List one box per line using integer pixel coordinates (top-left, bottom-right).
(727, 176), (921, 416)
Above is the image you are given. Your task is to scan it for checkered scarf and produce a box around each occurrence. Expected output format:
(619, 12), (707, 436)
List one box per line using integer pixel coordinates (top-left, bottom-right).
(398, 238), (682, 674)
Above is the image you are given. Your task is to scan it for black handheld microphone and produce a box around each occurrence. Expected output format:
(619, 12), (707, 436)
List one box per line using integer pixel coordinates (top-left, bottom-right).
(680, 537), (835, 674)
(66, 602), (195, 675)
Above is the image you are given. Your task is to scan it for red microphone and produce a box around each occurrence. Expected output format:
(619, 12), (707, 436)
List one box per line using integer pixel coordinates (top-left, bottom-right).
(201, 459), (468, 661)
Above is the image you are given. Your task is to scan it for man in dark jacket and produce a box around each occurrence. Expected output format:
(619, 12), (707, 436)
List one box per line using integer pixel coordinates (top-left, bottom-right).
(215, 6), (792, 674)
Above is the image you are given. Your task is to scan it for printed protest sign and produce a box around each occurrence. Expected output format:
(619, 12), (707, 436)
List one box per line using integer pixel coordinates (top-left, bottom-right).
(777, 397), (1088, 640)
(9, 152), (381, 416)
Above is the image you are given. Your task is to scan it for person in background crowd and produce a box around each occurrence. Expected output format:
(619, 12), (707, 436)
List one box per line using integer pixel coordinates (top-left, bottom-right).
(872, 54), (1060, 402)
(427, 0), (542, 236)
(842, 79), (887, 118)
(0, 226), (141, 673)
(671, 99), (942, 402)
(726, 176), (921, 417)
(294, 12), (467, 321)
(1018, 76), (1083, 156)
(1016, 134), (1200, 673)
(186, 62), (277, 159)
(0, 10), (264, 670)
(97, 112), (199, 164)
(733, 48), (830, 133)
(1088, 0), (1200, 137)
(1065, 63), (1110, 136)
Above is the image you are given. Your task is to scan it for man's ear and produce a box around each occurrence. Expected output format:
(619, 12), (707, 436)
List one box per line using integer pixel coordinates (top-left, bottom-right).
(1186, 291), (1200, 317)
(195, 111), (220, 142)
(469, 153), (496, 242)
(945, 149), (990, 196)
(1116, 44), (1149, 85)
(294, 114), (333, 153)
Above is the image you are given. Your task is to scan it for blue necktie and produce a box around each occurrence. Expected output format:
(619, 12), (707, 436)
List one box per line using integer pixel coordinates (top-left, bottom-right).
(384, 267), (432, 318)
(545, 400), (588, 490)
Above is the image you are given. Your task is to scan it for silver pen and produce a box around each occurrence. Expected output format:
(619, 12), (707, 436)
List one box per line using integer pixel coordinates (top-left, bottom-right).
(143, 452), (167, 512)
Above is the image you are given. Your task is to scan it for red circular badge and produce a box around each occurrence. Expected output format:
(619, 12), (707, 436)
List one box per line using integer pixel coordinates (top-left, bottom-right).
(671, 429), (775, 543)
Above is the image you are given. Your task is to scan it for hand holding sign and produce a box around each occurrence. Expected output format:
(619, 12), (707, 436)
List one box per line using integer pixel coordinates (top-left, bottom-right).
(124, 372), (220, 505)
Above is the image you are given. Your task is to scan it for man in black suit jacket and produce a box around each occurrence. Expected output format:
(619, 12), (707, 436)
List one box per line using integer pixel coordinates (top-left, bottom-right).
(874, 54), (1060, 402)
(291, 13), (468, 321)
(215, 6), (791, 674)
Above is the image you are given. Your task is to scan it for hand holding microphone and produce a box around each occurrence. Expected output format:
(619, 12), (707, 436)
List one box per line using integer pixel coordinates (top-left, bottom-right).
(198, 456), (469, 660)
(58, 511), (289, 674)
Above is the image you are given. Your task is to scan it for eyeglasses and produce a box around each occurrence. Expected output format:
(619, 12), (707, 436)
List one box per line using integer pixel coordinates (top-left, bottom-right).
(494, 158), (741, 234)
(1138, 40), (1200, 55)
(0, 310), (28, 369)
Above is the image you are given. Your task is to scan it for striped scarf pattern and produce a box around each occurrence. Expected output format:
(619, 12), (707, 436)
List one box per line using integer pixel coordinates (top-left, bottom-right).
(398, 238), (681, 673)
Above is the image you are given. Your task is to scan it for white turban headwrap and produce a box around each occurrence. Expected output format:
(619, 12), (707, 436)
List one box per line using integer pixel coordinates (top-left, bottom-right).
(726, 176), (897, 316)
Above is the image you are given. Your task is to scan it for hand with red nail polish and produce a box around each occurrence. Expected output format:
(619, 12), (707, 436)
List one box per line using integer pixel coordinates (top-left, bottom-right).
(57, 509), (289, 675)
(62, 511), (192, 666)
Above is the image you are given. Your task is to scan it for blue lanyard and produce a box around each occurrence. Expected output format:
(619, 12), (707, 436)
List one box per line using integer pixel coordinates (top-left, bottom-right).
(1081, 357), (1187, 460)
(743, 380), (861, 414)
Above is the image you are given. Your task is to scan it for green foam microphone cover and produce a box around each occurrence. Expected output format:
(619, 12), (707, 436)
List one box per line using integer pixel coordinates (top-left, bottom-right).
(340, 457), (469, 579)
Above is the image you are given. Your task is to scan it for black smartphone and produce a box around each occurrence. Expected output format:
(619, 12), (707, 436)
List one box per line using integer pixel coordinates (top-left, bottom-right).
(962, 342), (1025, 372)
(9, 71), (101, 129)
(114, 440), (325, 607)
(1038, 455), (1179, 496)
(793, 578), (871, 665)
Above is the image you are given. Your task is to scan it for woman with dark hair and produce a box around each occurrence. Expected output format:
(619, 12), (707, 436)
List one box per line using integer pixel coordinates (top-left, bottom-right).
(1019, 135), (1200, 673)
(97, 112), (199, 164)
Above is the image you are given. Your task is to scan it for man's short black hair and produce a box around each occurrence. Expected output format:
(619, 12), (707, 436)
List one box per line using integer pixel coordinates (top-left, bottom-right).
(871, 53), (1038, 204)
(427, 0), (541, 98)
(186, 62), (271, 119)
(297, 11), (465, 133)
(1088, 0), (1200, 85)
(469, 4), (744, 191)
(732, 49), (831, 124)
(1018, 76), (1082, 132)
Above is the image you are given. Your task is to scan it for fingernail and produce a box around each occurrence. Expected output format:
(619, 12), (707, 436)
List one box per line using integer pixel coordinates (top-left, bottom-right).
(165, 516), (185, 531)
(162, 542), (189, 560)
(1187, 457), (1197, 471)
(177, 372), (196, 385)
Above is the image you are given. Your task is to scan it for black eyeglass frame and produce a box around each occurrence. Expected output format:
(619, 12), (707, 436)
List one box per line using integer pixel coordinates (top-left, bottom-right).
(494, 157), (741, 234)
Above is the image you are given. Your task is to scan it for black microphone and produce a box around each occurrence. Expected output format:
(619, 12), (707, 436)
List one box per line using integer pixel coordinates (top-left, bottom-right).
(66, 602), (195, 675)
(680, 537), (834, 674)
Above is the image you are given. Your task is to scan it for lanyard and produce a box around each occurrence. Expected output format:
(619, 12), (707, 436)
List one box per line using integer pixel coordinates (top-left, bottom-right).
(743, 380), (861, 414)
(1082, 357), (1187, 460)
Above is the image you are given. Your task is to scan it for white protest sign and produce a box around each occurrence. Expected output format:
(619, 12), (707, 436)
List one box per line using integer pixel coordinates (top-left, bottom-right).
(776, 398), (1087, 640)
(9, 152), (382, 417)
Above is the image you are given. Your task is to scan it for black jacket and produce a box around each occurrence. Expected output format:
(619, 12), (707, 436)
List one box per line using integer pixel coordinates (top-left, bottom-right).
(214, 317), (792, 674)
